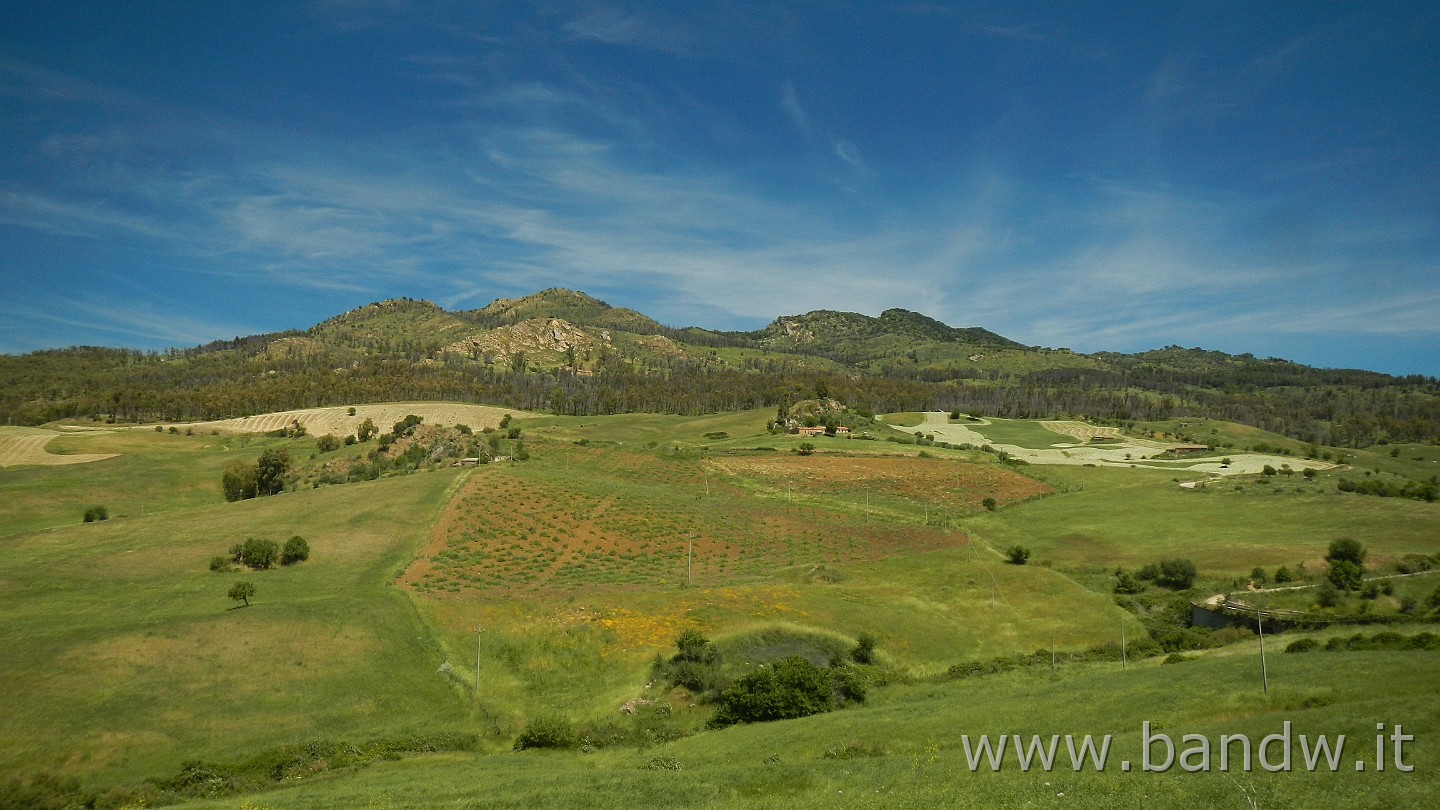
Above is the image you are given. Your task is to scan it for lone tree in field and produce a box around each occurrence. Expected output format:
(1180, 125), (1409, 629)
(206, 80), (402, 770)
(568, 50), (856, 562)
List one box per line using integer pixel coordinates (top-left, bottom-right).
(1004, 545), (1031, 565)
(1326, 537), (1367, 591)
(228, 580), (256, 608)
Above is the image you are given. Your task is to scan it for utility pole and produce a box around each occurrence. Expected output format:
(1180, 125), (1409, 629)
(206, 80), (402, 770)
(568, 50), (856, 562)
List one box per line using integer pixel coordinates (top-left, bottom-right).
(687, 531), (693, 586)
(1258, 614), (1269, 696)
(475, 627), (482, 705)
(1051, 630), (1056, 673)
(1121, 622), (1127, 671)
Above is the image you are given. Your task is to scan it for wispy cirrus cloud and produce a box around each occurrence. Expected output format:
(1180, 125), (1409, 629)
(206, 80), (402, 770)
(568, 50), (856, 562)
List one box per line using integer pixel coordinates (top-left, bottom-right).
(561, 5), (697, 55)
(779, 80), (868, 176)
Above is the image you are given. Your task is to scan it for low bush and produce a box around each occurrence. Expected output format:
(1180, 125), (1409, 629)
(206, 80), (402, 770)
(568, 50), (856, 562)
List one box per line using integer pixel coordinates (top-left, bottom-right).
(709, 656), (864, 728)
(514, 714), (579, 750)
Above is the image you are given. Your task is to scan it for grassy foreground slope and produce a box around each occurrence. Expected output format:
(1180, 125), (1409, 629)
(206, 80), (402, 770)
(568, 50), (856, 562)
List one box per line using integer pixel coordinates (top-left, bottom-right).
(180, 644), (1439, 809)
(0, 468), (470, 786)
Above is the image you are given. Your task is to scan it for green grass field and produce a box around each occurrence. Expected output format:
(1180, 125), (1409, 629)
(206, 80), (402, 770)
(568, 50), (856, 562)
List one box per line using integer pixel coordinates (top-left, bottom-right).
(0, 468), (470, 786)
(176, 641), (1440, 809)
(2, 407), (1437, 807)
(967, 465), (1440, 582)
(964, 418), (1074, 449)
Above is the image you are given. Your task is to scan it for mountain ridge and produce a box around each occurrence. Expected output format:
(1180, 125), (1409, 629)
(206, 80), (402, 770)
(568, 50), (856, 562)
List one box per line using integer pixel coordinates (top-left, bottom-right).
(1, 288), (1436, 447)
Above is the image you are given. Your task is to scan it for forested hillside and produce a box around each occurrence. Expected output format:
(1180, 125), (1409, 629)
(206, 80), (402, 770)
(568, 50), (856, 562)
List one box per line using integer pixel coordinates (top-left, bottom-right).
(3, 290), (1437, 447)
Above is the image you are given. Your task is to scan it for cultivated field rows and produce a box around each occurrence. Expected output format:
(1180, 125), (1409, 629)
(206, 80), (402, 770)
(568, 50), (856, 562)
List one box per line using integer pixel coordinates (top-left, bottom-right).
(0, 426), (119, 467)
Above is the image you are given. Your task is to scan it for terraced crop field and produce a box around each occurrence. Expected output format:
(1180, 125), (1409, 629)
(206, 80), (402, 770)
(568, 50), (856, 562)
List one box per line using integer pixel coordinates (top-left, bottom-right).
(402, 447), (969, 595)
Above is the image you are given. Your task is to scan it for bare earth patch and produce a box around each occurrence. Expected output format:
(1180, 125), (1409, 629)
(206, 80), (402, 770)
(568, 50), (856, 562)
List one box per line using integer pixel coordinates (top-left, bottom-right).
(0, 427), (120, 467)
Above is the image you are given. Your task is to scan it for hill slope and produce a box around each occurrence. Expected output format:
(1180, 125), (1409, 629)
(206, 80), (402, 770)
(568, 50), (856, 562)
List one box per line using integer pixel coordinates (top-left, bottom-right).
(1, 289), (1437, 448)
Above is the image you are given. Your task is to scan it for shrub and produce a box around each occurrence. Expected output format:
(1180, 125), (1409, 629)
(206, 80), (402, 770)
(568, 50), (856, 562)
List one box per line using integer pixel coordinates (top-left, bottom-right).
(982, 497), (997, 511)
(82, 505), (109, 523)
(850, 632), (877, 665)
(710, 656), (840, 727)
(1285, 638), (1320, 653)
(233, 537), (279, 570)
(392, 415), (423, 437)
(1004, 545), (1030, 565)
(514, 714), (578, 750)
(1273, 565), (1293, 584)
(209, 555), (232, 572)
(1156, 558), (1197, 589)
(315, 434), (341, 453)
(661, 629), (723, 693)
(1113, 570), (1146, 594)
(281, 536), (310, 566)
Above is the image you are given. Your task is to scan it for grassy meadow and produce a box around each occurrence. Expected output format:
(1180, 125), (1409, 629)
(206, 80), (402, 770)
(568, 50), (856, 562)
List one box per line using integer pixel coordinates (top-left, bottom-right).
(968, 464), (1440, 583)
(177, 642), (1440, 809)
(0, 464), (470, 786)
(1, 408), (1437, 807)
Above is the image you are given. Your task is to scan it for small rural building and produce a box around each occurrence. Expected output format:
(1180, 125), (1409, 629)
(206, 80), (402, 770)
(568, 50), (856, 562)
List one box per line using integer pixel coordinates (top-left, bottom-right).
(1163, 444), (1211, 457)
(795, 425), (850, 436)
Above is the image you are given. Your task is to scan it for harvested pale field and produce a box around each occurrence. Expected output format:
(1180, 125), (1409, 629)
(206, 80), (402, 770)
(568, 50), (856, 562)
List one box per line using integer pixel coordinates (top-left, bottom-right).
(0, 427), (119, 467)
(889, 412), (1338, 476)
(150, 402), (530, 437)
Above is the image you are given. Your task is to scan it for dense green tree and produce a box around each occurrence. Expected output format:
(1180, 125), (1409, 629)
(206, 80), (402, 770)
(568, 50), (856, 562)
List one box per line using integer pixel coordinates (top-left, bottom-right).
(221, 460), (259, 502)
(255, 448), (290, 496)
(1326, 538), (1367, 590)
(281, 536), (310, 566)
(356, 418), (378, 443)
(234, 537), (279, 570)
(1005, 545), (1031, 565)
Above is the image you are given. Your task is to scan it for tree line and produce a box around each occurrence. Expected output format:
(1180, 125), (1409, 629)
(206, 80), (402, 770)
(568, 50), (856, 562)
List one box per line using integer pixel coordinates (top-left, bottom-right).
(3, 337), (1438, 449)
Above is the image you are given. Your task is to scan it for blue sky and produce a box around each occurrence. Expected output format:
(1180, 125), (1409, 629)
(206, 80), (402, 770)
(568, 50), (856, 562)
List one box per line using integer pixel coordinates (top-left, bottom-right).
(2, 2), (1437, 376)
